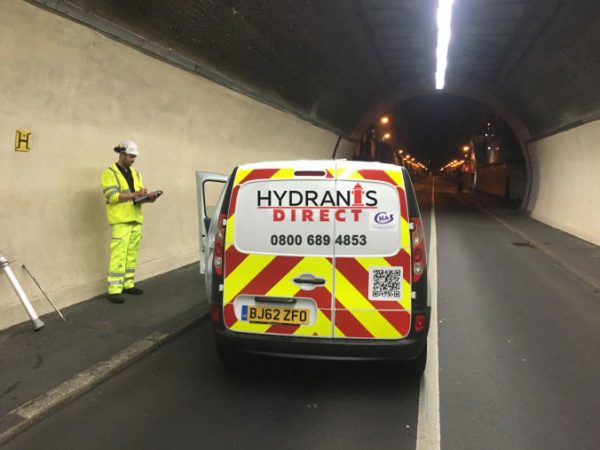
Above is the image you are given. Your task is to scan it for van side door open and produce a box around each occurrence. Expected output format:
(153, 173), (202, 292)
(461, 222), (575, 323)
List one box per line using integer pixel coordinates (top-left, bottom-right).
(196, 171), (228, 274)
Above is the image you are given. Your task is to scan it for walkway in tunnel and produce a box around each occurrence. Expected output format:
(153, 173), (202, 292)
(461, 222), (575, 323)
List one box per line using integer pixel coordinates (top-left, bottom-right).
(3, 179), (599, 450)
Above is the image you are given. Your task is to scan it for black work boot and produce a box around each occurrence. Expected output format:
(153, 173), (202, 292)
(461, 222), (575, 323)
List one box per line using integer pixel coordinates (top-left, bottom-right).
(107, 294), (125, 304)
(123, 287), (143, 295)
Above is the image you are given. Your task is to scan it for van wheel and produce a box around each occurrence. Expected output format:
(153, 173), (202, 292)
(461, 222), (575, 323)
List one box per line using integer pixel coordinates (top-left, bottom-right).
(402, 344), (427, 377)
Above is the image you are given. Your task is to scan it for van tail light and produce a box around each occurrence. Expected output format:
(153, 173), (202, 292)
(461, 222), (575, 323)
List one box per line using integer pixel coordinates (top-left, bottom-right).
(410, 217), (426, 283)
(213, 213), (226, 276)
(414, 314), (426, 332)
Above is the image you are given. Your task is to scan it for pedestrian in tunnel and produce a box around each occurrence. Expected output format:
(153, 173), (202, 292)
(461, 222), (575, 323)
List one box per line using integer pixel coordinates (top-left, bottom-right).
(101, 140), (158, 304)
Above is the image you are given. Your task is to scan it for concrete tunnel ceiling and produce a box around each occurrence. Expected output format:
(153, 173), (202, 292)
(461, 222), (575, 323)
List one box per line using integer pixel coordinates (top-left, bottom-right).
(41, 0), (600, 142)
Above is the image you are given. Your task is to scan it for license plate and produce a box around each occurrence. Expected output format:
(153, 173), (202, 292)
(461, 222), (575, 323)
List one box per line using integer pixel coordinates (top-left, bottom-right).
(241, 305), (310, 325)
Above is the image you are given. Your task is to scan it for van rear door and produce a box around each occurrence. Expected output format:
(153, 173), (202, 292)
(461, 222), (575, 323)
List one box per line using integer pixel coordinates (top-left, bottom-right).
(332, 161), (412, 339)
(222, 163), (336, 338)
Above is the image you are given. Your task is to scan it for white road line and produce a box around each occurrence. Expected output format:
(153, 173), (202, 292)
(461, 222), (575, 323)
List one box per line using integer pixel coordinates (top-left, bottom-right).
(416, 177), (441, 450)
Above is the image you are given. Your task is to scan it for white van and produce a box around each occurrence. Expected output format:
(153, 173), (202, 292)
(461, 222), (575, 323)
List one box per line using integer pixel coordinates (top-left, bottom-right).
(197, 160), (429, 374)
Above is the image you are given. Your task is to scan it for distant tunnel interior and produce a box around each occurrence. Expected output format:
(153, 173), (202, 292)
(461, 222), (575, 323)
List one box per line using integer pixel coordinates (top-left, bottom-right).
(354, 93), (526, 202)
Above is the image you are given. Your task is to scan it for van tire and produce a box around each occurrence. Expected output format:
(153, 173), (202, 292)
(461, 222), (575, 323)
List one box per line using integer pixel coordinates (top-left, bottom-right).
(402, 344), (427, 377)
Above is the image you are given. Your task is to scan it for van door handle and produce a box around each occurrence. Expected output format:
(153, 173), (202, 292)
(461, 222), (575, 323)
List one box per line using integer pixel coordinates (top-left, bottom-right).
(293, 276), (326, 285)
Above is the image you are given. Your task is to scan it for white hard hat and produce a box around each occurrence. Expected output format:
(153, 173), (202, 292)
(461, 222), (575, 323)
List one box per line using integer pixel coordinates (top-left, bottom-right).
(114, 140), (139, 156)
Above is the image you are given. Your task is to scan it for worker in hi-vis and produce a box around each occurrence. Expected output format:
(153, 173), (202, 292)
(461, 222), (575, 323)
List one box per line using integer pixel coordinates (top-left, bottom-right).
(101, 140), (157, 304)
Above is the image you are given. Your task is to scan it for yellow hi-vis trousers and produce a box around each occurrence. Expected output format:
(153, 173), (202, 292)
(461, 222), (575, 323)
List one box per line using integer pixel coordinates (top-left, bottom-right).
(107, 222), (142, 294)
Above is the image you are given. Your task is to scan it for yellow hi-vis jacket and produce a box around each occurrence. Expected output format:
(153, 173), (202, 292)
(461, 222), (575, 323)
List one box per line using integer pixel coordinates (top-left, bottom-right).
(101, 163), (144, 225)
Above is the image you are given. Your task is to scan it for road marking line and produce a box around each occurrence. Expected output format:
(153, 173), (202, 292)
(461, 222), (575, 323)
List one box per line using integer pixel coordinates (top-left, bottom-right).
(14, 334), (166, 419)
(416, 177), (441, 450)
(0, 310), (206, 446)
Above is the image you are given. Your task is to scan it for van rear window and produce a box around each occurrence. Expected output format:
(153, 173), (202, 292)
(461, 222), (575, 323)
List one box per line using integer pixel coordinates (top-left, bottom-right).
(233, 179), (402, 257)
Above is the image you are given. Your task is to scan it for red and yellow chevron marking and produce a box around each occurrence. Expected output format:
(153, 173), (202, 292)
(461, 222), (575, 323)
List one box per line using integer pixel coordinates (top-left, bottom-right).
(333, 256), (411, 339)
(222, 165), (412, 340)
(223, 255), (337, 337)
(332, 167), (412, 339)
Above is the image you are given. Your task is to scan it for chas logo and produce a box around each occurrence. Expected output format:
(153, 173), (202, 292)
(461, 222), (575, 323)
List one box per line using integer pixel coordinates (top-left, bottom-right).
(374, 212), (394, 224)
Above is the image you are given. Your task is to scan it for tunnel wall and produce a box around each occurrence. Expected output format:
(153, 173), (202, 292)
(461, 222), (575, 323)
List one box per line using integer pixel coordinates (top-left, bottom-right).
(0, 1), (354, 330)
(527, 120), (600, 246)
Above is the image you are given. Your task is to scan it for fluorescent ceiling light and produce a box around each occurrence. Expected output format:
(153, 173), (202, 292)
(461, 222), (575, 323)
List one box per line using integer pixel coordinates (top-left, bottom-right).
(435, 0), (455, 90)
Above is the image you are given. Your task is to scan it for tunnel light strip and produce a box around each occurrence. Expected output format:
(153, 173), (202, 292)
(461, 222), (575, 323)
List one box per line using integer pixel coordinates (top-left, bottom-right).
(435, 0), (455, 90)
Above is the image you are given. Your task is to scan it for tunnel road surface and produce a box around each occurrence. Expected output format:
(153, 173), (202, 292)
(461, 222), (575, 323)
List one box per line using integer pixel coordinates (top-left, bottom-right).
(5, 179), (599, 450)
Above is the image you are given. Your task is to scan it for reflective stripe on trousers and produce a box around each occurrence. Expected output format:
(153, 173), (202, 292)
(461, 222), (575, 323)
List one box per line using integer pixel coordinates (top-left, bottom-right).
(107, 222), (142, 294)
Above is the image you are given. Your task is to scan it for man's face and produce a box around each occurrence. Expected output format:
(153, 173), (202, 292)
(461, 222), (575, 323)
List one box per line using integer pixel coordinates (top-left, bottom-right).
(119, 153), (137, 168)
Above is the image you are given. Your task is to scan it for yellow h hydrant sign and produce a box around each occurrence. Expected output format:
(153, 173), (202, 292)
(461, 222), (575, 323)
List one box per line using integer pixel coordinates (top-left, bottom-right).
(15, 130), (31, 152)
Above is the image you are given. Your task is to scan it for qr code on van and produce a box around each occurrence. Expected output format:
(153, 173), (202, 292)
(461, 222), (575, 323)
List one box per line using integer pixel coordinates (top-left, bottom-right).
(368, 267), (403, 300)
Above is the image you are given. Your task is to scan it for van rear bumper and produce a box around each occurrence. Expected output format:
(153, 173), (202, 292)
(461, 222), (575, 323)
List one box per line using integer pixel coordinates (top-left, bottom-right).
(214, 307), (430, 362)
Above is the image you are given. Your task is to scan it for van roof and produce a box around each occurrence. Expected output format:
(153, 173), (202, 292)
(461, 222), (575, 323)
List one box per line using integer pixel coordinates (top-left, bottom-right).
(238, 159), (408, 172)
